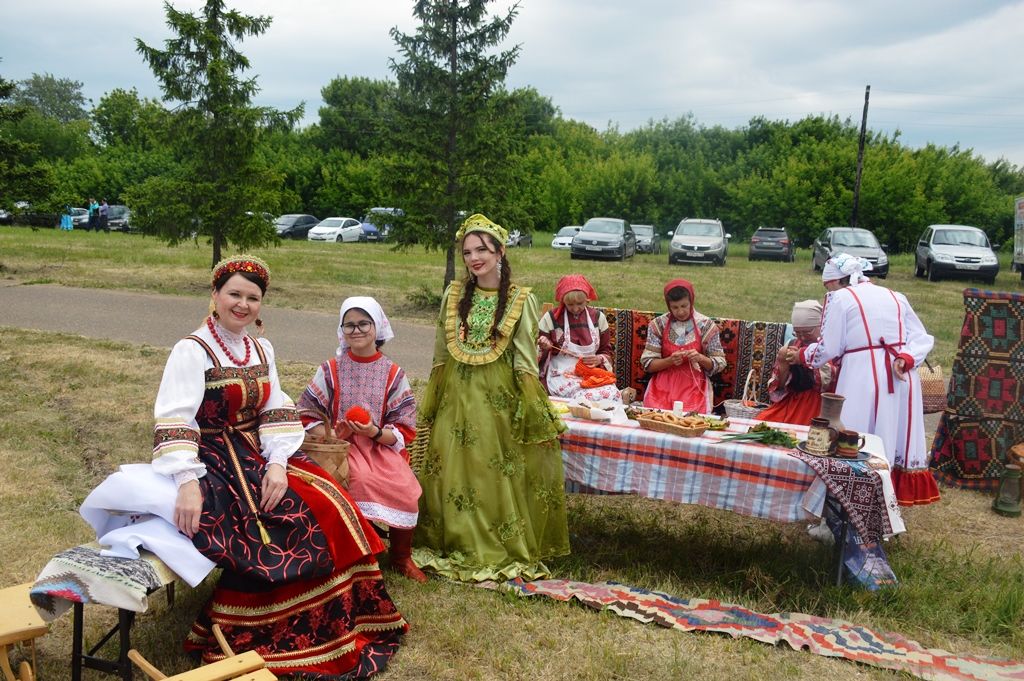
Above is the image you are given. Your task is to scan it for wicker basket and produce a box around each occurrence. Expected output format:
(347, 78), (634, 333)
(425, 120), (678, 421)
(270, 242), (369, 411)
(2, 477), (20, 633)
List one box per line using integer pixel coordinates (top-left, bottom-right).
(298, 408), (351, 487)
(636, 415), (707, 438)
(722, 369), (767, 419)
(919, 360), (947, 414)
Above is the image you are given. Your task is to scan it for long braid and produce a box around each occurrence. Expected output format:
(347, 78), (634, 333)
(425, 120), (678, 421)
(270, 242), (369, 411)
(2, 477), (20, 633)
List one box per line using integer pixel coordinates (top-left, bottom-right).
(490, 254), (512, 341)
(457, 274), (477, 335)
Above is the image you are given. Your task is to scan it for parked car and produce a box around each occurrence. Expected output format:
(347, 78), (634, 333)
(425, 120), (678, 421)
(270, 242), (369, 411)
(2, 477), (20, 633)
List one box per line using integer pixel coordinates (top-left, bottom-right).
(748, 226), (794, 262)
(633, 224), (661, 254)
(570, 217), (636, 261)
(667, 218), (730, 266)
(362, 207), (404, 240)
(551, 225), (580, 249)
(70, 207), (89, 229)
(810, 227), (888, 278)
(506, 229), (533, 247)
(359, 222), (382, 242)
(914, 224), (999, 284)
(308, 217), (363, 243)
(0, 208), (10, 225)
(274, 213), (319, 239)
(107, 205), (132, 232)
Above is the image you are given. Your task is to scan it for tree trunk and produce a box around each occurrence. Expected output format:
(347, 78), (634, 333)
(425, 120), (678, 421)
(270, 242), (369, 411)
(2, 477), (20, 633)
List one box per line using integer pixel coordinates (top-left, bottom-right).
(211, 232), (223, 269)
(444, 242), (456, 289)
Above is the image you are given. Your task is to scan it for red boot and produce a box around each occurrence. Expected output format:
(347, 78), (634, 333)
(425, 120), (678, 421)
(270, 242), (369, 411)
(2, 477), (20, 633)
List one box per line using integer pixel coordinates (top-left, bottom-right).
(389, 527), (428, 583)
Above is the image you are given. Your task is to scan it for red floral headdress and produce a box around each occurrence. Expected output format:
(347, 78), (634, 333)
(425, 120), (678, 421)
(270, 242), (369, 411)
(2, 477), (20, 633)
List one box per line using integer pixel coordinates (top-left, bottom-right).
(211, 255), (271, 289)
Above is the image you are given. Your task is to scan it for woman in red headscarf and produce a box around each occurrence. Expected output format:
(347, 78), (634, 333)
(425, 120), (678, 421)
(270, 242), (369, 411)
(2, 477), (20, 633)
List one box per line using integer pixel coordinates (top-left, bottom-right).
(537, 274), (621, 402)
(641, 279), (725, 412)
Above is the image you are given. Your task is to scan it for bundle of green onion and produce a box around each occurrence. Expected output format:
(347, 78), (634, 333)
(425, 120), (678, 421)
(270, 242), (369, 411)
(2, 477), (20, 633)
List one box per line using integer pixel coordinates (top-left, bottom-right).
(718, 423), (798, 448)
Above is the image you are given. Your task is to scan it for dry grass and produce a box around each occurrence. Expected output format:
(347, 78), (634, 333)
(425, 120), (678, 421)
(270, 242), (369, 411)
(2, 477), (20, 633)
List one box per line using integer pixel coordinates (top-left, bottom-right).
(1, 327), (1022, 680)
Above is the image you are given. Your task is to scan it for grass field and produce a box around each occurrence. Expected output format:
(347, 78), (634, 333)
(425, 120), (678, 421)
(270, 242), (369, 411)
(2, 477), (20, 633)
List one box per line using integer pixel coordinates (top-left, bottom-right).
(2, 226), (1023, 367)
(1, 227), (1023, 679)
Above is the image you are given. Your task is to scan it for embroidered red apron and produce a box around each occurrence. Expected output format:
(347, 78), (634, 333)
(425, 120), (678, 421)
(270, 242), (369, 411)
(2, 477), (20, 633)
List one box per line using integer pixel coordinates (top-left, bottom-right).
(643, 318), (708, 412)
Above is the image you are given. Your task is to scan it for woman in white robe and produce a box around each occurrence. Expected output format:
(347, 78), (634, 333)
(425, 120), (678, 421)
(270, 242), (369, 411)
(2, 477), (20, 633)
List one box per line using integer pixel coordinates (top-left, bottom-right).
(794, 254), (940, 506)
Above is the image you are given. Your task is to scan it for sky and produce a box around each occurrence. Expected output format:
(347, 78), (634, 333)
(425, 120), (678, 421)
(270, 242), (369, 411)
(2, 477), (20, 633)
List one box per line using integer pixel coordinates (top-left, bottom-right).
(2, 0), (1024, 166)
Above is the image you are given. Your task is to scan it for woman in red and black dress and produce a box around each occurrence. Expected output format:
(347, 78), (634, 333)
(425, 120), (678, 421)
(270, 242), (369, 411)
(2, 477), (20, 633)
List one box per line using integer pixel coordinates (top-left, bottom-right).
(81, 256), (406, 679)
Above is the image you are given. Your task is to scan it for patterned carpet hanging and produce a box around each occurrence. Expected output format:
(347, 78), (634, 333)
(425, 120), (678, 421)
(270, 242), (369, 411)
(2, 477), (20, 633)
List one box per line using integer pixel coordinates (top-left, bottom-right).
(482, 578), (1024, 681)
(931, 289), (1024, 491)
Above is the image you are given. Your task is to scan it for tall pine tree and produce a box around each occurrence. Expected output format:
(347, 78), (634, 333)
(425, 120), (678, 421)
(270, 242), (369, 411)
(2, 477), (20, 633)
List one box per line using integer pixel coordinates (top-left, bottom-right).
(128, 0), (299, 267)
(388, 0), (522, 286)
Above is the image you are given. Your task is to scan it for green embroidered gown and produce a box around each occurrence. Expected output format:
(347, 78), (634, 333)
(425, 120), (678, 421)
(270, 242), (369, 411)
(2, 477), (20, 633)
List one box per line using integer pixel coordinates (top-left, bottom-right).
(413, 280), (570, 581)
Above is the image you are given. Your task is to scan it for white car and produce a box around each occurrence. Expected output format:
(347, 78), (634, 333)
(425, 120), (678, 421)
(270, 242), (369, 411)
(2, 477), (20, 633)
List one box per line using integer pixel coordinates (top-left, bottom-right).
(308, 217), (364, 243)
(551, 225), (581, 249)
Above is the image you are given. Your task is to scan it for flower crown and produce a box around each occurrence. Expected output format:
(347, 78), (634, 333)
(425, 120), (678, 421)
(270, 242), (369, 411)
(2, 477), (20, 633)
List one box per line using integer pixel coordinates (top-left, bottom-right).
(211, 255), (271, 288)
(454, 213), (509, 245)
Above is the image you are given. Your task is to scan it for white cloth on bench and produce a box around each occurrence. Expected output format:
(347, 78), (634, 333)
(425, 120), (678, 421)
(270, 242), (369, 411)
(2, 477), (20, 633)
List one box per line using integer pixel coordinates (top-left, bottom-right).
(80, 463), (215, 587)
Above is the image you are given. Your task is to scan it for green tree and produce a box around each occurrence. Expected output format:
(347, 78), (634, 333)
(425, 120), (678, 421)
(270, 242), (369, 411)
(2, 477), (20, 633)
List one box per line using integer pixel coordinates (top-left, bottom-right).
(0, 74), (54, 207)
(128, 0), (300, 267)
(317, 77), (395, 157)
(388, 0), (523, 286)
(14, 73), (90, 123)
(91, 88), (172, 149)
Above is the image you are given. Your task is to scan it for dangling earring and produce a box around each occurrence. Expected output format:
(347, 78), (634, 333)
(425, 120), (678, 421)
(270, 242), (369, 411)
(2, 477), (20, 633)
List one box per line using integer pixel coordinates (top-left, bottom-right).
(212, 310), (220, 320)
(255, 318), (264, 335)
(497, 260), (503, 276)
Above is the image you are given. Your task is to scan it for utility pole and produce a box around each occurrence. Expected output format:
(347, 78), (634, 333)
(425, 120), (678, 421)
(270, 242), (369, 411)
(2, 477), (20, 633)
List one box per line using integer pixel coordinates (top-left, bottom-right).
(850, 85), (870, 228)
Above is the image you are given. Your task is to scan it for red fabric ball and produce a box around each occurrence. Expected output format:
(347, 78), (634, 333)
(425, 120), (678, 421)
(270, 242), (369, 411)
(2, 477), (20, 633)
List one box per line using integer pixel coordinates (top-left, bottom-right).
(345, 405), (372, 425)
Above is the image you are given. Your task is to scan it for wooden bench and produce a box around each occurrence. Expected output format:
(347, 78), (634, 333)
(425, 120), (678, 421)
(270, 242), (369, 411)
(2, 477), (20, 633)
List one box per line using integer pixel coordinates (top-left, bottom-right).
(30, 544), (179, 681)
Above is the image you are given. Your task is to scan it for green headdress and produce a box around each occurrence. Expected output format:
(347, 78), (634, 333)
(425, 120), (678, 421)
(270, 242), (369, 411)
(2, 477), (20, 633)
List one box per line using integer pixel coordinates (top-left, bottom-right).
(454, 213), (509, 245)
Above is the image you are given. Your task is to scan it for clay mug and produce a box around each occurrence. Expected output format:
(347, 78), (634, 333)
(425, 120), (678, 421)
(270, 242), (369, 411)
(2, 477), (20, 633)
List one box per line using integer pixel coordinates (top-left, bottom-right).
(806, 417), (838, 455)
(836, 429), (865, 458)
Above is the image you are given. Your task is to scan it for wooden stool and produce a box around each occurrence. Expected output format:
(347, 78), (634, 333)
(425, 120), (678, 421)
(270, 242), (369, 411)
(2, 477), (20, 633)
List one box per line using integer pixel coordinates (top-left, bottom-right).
(0, 583), (49, 681)
(127, 649), (275, 681)
(128, 625), (276, 680)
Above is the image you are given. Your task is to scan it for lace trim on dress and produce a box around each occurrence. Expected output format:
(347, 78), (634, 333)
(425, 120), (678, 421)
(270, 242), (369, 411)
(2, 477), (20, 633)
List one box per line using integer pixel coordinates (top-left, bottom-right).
(443, 279), (530, 365)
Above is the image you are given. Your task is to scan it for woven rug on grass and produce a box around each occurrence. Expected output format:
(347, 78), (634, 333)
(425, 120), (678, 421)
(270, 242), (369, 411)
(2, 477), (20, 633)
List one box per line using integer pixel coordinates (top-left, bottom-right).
(482, 578), (1024, 681)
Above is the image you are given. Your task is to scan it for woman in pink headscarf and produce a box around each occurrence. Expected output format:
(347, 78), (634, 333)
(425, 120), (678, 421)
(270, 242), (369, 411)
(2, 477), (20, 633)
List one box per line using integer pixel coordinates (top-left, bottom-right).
(537, 274), (621, 402)
(641, 279), (725, 412)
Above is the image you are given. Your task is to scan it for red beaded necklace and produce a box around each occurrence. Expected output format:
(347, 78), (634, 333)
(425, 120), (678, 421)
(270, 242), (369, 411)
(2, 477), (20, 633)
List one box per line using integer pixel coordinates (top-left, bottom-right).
(206, 315), (251, 366)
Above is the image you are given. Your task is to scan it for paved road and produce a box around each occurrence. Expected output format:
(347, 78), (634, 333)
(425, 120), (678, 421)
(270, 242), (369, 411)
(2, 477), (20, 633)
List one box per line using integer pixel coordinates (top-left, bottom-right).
(0, 281), (940, 435)
(0, 282), (437, 380)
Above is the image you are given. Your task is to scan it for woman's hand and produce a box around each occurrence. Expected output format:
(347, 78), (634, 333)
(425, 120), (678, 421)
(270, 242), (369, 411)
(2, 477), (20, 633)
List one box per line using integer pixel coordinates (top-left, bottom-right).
(174, 480), (203, 538)
(260, 463), (288, 512)
(581, 355), (603, 367)
(893, 357), (907, 381)
(538, 336), (554, 352)
(333, 421), (353, 439)
(776, 346), (791, 365)
(346, 418), (378, 438)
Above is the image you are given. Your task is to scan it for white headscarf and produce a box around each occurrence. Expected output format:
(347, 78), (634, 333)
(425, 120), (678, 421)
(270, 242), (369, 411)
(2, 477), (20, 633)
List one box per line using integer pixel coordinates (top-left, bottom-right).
(822, 253), (872, 285)
(336, 296), (395, 356)
(791, 300), (823, 328)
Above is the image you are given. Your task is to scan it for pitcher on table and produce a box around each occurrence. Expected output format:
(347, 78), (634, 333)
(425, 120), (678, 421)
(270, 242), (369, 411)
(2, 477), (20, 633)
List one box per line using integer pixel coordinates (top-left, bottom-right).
(641, 279), (725, 413)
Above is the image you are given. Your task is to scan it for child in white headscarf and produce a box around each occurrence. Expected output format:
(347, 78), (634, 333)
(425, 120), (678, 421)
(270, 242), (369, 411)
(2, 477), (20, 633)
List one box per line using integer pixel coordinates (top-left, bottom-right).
(298, 296), (427, 582)
(755, 300), (836, 426)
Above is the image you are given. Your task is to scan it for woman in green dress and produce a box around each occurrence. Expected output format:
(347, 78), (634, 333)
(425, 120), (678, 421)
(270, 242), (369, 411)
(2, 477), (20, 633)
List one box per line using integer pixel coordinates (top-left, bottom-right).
(413, 214), (570, 581)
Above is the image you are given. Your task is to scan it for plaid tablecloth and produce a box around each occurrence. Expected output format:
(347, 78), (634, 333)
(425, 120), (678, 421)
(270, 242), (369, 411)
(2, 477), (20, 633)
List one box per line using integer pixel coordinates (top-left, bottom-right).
(560, 415), (904, 539)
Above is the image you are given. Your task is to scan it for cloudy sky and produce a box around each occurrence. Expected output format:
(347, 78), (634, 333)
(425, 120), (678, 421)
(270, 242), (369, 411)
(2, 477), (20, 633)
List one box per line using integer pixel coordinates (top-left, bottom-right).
(3, 0), (1023, 165)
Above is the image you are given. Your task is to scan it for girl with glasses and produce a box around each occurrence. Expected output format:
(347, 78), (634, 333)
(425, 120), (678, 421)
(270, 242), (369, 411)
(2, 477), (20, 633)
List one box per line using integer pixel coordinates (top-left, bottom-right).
(298, 297), (427, 582)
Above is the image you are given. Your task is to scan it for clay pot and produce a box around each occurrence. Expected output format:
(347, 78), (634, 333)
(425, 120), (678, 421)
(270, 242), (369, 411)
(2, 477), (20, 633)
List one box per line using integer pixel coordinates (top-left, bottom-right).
(817, 392), (846, 433)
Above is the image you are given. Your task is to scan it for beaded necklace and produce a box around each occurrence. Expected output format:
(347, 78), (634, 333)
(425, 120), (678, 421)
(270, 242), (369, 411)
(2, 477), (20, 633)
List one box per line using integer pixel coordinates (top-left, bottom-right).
(206, 316), (251, 366)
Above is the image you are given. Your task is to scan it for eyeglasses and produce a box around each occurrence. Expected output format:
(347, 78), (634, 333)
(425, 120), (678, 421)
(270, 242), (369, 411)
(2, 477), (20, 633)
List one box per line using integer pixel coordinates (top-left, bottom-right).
(341, 320), (374, 335)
